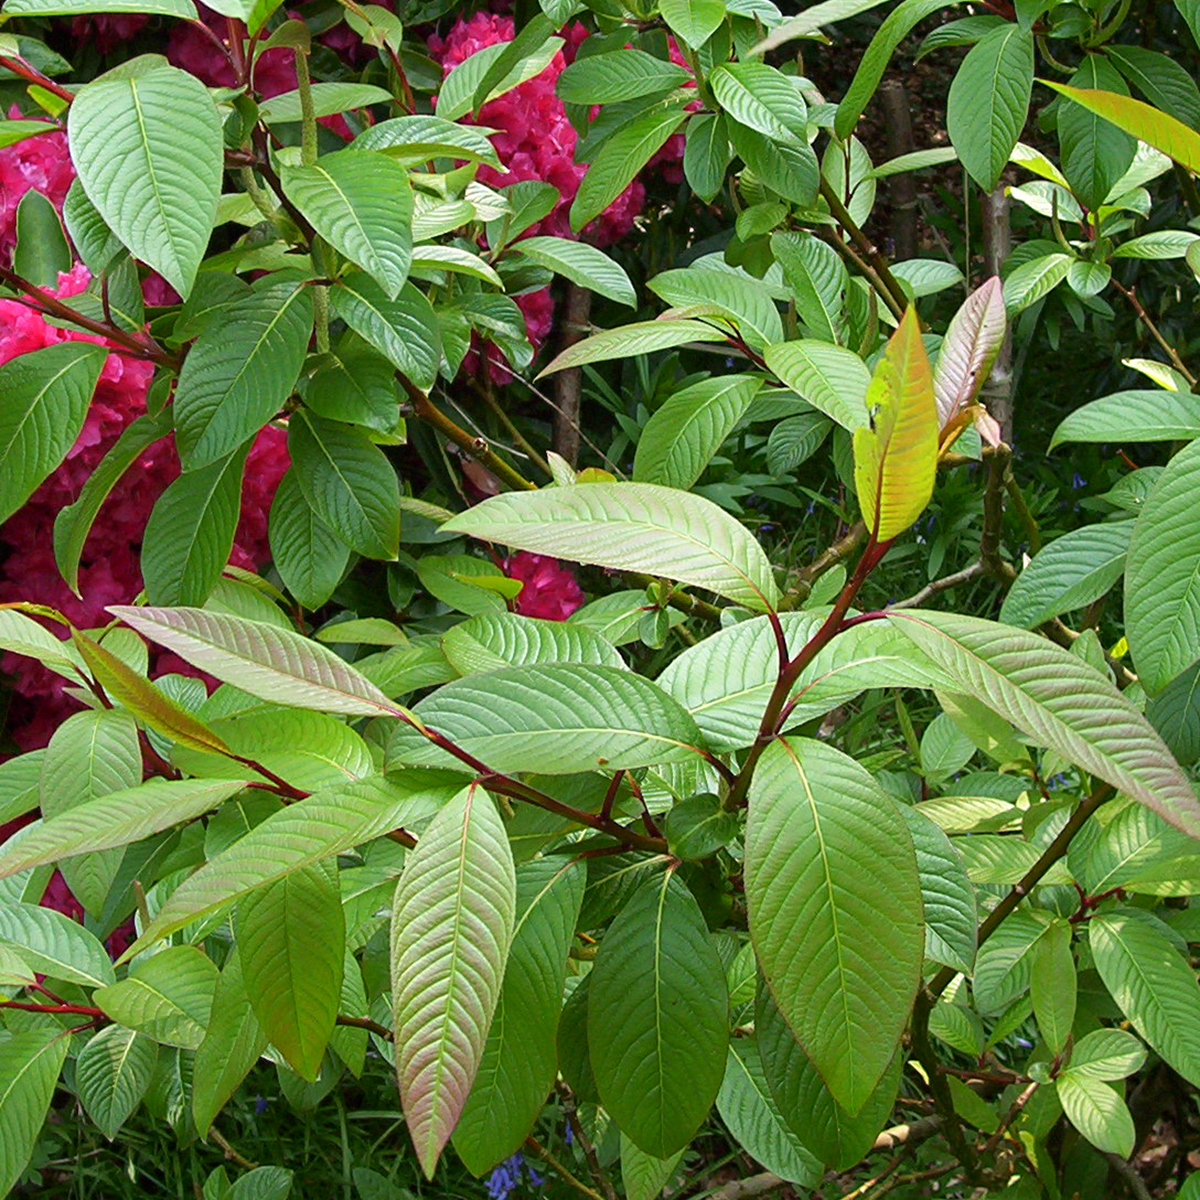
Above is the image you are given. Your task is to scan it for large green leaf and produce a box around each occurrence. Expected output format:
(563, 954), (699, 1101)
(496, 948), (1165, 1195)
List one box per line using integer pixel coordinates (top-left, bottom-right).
(570, 103), (690, 232)
(655, 611), (950, 752)
(648, 268), (783, 350)
(1058, 55), (1137, 211)
(588, 871), (728, 1157)
(108, 606), (407, 720)
(556, 49), (689, 105)
(75, 1025), (158, 1140)
(39, 708), (141, 917)
(0, 610), (81, 684)
(973, 907), (1052, 1014)
(1069, 796), (1197, 895)
(746, 738), (922, 1112)
(235, 862), (344, 1081)
(1051, 390), (1200, 448)
(620, 1136), (682, 1200)
(888, 610), (1200, 836)
(947, 25), (1034, 189)
(192, 953), (268, 1135)
(54, 411), (172, 596)
(1125, 438), (1200, 693)
(1000, 519), (1134, 630)
(441, 611), (626, 676)
(512, 237), (636, 307)
(289, 409), (400, 560)
(442, 482), (780, 611)
(728, 120), (818, 205)
(331, 274), (441, 392)
(0, 1028), (70, 1198)
(900, 805), (977, 975)
(0, 901), (116, 987)
(386, 664), (704, 774)
(1056, 1073), (1134, 1157)
(1030, 918), (1075, 1055)
(538, 319), (730, 378)
(755, 983), (901, 1169)
(710, 62), (806, 146)
(68, 65), (222, 296)
(281, 151), (413, 300)
(258, 82), (392, 125)
(771, 232), (847, 345)
(0, 342), (106, 524)
(436, 37), (562, 123)
(1090, 912), (1200, 1087)
(174, 282), (312, 467)
(763, 340), (870, 430)
(633, 375), (764, 489)
(452, 858), (585, 1173)
(716, 1041), (821, 1185)
(267, 468), (350, 610)
(1043, 83), (1200, 173)
(660, 0), (725, 48)
(142, 445), (249, 606)
(124, 773), (459, 956)
(391, 785), (516, 1176)
(94, 944), (218, 1049)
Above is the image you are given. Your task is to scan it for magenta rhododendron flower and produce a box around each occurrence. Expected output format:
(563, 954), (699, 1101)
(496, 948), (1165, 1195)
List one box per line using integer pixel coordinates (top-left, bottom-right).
(505, 552), (584, 620)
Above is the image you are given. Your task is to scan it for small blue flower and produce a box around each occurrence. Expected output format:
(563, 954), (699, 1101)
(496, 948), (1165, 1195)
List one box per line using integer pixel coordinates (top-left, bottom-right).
(526, 1166), (545, 1187)
(1072, 472), (1086, 489)
(486, 1154), (524, 1200)
(254, 1096), (268, 1114)
(564, 1123), (573, 1146)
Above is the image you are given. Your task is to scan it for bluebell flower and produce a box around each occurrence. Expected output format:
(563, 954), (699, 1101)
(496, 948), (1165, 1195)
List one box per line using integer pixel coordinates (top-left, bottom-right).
(486, 1154), (524, 1200)
(1072, 472), (1086, 489)
(254, 1096), (268, 1114)
(564, 1123), (573, 1146)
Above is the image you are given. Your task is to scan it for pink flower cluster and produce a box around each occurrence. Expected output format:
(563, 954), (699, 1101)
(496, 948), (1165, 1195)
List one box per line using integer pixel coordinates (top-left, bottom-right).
(505, 552), (584, 621)
(0, 142), (288, 753)
(0, 115), (73, 259)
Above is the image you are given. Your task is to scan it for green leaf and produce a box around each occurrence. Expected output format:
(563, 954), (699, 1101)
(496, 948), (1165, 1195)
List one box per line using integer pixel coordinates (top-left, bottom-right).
(1107, 44), (1200, 130)
(0, 901), (115, 986)
(126, 773), (459, 955)
(767, 411), (832, 474)
(289, 409), (400, 560)
(353, 116), (502, 170)
(710, 62), (806, 145)
(588, 871), (728, 1157)
(1058, 54), (1136, 211)
(1030, 919), (1075, 1055)
(68, 65), (222, 296)
(763, 340), (870, 430)
(648, 267), (783, 350)
(304, 341), (399, 433)
(258, 82), (392, 124)
(973, 908), (1052, 1014)
(888, 610), (1200, 836)
(1000, 519), (1134, 629)
(947, 26), (1034, 190)
(441, 611), (625, 676)
(1056, 1074), (1133, 1157)
(1090, 911), (1200, 1087)
(1112, 229), (1200, 259)
(142, 446), (249, 607)
(391, 786), (516, 1176)
(235, 863), (344, 1081)
(660, 0), (725, 48)
(387, 664), (703, 774)
(511, 236), (635, 307)
(728, 120), (818, 205)
(14, 188), (71, 288)
(1042, 83), (1200, 173)
(76, 1026), (158, 1140)
(330, 274), (441, 392)
(656, 611), (949, 751)
(94, 944), (218, 1049)
(933, 277), (1006, 427)
(716, 1041), (821, 1185)
(436, 38), (562, 123)
(620, 1136), (682, 1200)
(1051, 390), (1200, 448)
(54, 411), (172, 596)
(0, 342), (106, 525)
(0, 751), (45, 827)
(1003, 251), (1072, 314)
(442, 481), (780, 611)
(1067, 1028), (1147, 1081)
(556, 49), (689, 105)
(4, 0), (195, 13)
(267, 468), (350, 610)
(1125, 438), (1200, 693)
(107, 606), (408, 720)
(38, 708), (141, 917)
(633, 375), (763, 489)
(746, 738), (922, 1112)
(192, 953), (268, 1135)
(174, 282), (312, 468)
(664, 794), (739, 860)
(853, 308), (938, 541)
(281, 151), (413, 300)
(0, 1028), (70, 1197)
(570, 103), (689, 232)
(834, 0), (947, 139)
(452, 858), (585, 1173)
(899, 805), (977, 974)
(755, 983), (901, 1169)
(771, 232), (847, 345)
(469, 14), (557, 116)
(538, 319), (729, 377)
(683, 113), (732, 202)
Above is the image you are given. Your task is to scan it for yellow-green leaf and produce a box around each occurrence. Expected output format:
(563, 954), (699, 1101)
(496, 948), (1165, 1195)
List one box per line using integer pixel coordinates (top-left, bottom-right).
(851, 307), (938, 542)
(1042, 83), (1200, 174)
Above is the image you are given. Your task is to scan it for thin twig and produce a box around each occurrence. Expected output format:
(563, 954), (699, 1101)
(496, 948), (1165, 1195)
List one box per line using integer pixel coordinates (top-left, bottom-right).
(208, 1127), (259, 1171)
(557, 1084), (618, 1200)
(334, 1014), (393, 1041)
(524, 1137), (605, 1200)
(1111, 278), (1197, 388)
(889, 561), (985, 609)
(819, 177), (911, 320)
